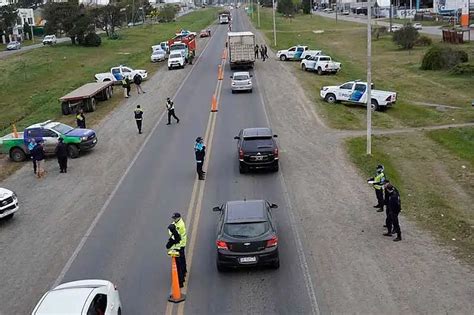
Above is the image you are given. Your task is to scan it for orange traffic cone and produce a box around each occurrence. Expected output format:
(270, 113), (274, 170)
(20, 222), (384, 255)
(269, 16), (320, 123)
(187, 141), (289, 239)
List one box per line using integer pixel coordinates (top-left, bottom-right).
(218, 65), (223, 80)
(221, 48), (226, 60)
(168, 256), (185, 303)
(211, 94), (218, 112)
(12, 124), (18, 138)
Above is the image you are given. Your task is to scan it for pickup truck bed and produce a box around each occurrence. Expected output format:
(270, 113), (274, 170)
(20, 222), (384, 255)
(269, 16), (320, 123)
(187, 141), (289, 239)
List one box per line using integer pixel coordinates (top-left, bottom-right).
(59, 82), (114, 115)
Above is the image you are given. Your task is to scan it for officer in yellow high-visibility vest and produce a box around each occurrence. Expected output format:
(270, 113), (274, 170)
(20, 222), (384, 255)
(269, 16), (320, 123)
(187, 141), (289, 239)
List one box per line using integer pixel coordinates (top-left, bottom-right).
(368, 164), (386, 212)
(172, 212), (187, 277)
(166, 224), (184, 288)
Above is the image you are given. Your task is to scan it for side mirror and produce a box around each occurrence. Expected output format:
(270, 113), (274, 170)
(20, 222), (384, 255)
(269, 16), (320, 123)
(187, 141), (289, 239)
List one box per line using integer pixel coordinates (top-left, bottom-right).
(213, 206), (222, 212)
(250, 74), (253, 77)
(273, 134), (278, 138)
(230, 76), (233, 78)
(234, 136), (239, 140)
(270, 203), (278, 209)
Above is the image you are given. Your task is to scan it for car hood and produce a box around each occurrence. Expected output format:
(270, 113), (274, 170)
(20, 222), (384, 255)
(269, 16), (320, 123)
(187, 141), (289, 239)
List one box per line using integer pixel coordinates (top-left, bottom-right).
(0, 188), (14, 199)
(169, 57), (183, 61)
(321, 85), (338, 90)
(65, 128), (95, 137)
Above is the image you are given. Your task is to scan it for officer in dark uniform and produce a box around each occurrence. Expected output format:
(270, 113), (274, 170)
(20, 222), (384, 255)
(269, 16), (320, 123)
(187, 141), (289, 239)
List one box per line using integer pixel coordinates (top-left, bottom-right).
(194, 137), (206, 180)
(166, 97), (180, 125)
(134, 105), (143, 134)
(383, 183), (402, 242)
(54, 138), (68, 173)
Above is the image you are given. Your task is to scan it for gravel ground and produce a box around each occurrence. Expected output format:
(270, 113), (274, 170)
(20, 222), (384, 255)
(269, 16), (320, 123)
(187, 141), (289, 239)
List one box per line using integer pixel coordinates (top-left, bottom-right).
(247, 13), (474, 314)
(0, 33), (213, 314)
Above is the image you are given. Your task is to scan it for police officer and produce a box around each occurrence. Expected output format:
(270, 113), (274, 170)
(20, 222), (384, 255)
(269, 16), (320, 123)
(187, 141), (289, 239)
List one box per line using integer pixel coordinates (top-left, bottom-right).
(172, 212), (187, 277)
(368, 164), (386, 212)
(166, 97), (180, 125)
(54, 137), (68, 173)
(194, 137), (206, 180)
(166, 224), (185, 287)
(383, 183), (402, 241)
(76, 109), (86, 129)
(134, 105), (143, 134)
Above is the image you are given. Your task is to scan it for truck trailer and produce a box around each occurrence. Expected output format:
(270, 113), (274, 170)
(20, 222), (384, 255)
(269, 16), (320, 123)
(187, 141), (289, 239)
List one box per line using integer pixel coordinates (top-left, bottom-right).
(228, 32), (255, 70)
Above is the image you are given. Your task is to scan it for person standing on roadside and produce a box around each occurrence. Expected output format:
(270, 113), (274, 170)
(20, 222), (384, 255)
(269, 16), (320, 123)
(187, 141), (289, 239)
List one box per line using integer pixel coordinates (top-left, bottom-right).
(125, 77), (132, 97)
(133, 73), (145, 94)
(254, 44), (259, 59)
(32, 141), (45, 178)
(260, 45), (266, 61)
(171, 212), (187, 279)
(55, 138), (68, 173)
(383, 183), (402, 242)
(28, 138), (37, 175)
(166, 224), (185, 288)
(194, 137), (206, 180)
(367, 164), (386, 212)
(166, 97), (180, 125)
(263, 44), (269, 59)
(76, 109), (86, 129)
(134, 105), (144, 134)
(122, 78), (128, 98)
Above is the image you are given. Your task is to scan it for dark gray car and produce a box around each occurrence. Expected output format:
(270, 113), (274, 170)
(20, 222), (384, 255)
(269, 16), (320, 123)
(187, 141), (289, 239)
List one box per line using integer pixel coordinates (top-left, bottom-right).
(234, 128), (279, 173)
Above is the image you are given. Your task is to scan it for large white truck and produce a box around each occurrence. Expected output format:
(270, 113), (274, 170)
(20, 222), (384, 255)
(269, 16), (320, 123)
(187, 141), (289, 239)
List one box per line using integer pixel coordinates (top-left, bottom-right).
(228, 31), (255, 70)
(219, 11), (231, 24)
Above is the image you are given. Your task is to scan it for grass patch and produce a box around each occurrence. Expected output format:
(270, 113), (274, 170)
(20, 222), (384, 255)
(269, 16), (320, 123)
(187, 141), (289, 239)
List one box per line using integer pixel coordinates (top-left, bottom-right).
(346, 134), (474, 264)
(252, 10), (474, 130)
(0, 8), (218, 134)
(427, 127), (474, 166)
(379, 18), (448, 27)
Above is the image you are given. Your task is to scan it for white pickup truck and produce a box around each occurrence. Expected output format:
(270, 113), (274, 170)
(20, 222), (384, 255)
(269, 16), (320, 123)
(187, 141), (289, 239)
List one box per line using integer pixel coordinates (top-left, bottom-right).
(94, 65), (148, 83)
(301, 55), (341, 74)
(320, 81), (397, 111)
(276, 45), (321, 61)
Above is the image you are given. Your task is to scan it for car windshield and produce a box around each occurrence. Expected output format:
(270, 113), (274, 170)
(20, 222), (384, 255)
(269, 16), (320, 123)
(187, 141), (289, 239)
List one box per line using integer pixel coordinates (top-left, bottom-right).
(45, 36), (53, 39)
(153, 50), (164, 55)
(234, 75), (249, 80)
(170, 53), (181, 59)
(224, 221), (269, 238)
(51, 123), (74, 134)
(170, 44), (186, 51)
(242, 137), (273, 149)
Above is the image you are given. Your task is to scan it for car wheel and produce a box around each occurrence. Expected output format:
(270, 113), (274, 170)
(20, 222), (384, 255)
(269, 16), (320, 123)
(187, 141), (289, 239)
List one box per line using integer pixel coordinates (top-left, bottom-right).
(61, 102), (70, 115)
(10, 147), (26, 162)
(271, 258), (280, 269)
(249, 88), (253, 93)
(3, 213), (14, 220)
(217, 262), (227, 272)
(68, 145), (80, 159)
(317, 67), (323, 75)
(302, 64), (306, 71)
(272, 162), (279, 172)
(239, 163), (247, 174)
(118, 308), (121, 315)
(371, 99), (379, 111)
(325, 93), (337, 104)
(280, 55), (287, 61)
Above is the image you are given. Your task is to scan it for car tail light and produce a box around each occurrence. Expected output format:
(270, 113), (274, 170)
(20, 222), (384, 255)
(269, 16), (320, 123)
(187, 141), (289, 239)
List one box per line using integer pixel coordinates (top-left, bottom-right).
(239, 148), (244, 160)
(273, 147), (279, 158)
(266, 236), (278, 248)
(216, 240), (228, 250)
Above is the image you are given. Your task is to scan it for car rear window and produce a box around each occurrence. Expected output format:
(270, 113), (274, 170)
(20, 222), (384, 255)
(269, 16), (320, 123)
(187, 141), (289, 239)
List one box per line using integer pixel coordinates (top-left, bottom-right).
(224, 222), (269, 238)
(242, 137), (273, 150)
(234, 75), (249, 80)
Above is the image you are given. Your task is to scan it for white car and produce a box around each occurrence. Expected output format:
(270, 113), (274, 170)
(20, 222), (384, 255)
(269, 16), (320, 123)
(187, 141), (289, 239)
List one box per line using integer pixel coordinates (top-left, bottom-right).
(32, 279), (122, 315)
(320, 80), (397, 111)
(6, 40), (21, 50)
(230, 71), (253, 93)
(413, 23), (422, 30)
(0, 188), (18, 220)
(42, 35), (57, 45)
(95, 65), (148, 83)
(152, 41), (169, 53)
(276, 45), (309, 61)
(168, 51), (186, 70)
(301, 55), (341, 74)
(390, 25), (402, 32)
(151, 49), (167, 62)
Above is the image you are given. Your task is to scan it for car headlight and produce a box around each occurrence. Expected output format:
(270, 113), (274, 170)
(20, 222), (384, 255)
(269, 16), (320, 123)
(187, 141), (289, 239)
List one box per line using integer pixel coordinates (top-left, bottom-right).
(81, 136), (88, 141)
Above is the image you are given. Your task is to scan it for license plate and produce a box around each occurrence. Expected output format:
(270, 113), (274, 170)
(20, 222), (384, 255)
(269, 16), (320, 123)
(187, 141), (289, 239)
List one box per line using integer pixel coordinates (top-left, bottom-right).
(93, 139), (97, 143)
(254, 156), (263, 161)
(239, 256), (257, 263)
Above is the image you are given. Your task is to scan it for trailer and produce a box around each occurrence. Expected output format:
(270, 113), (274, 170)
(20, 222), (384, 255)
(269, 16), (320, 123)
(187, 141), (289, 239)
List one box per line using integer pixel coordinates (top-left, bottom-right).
(219, 10), (231, 24)
(228, 31), (255, 70)
(59, 81), (114, 115)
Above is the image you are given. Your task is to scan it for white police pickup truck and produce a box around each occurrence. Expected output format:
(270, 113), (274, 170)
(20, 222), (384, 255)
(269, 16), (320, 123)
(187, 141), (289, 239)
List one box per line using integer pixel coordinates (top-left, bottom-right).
(301, 55), (341, 74)
(276, 45), (321, 61)
(0, 188), (18, 220)
(320, 81), (397, 111)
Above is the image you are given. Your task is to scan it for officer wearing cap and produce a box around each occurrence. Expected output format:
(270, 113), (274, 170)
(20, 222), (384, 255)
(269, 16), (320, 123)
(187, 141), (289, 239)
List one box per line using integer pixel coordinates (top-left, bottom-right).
(166, 224), (185, 287)
(194, 137), (206, 180)
(172, 212), (187, 277)
(368, 164), (386, 212)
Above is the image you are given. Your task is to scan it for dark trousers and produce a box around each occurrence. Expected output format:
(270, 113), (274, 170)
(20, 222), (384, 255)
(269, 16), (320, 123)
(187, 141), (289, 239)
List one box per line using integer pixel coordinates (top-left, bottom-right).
(174, 256), (185, 288)
(196, 161), (204, 178)
(32, 159), (37, 174)
(390, 211), (401, 238)
(135, 119), (142, 133)
(126, 86), (131, 96)
(255, 51), (259, 59)
(375, 189), (384, 207)
(167, 109), (179, 124)
(179, 247), (187, 274)
(58, 157), (68, 172)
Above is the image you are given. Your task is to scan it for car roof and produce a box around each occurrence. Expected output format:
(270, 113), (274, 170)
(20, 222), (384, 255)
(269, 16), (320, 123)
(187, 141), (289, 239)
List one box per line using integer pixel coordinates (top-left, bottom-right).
(225, 200), (267, 223)
(233, 71), (250, 76)
(33, 287), (94, 314)
(242, 127), (272, 138)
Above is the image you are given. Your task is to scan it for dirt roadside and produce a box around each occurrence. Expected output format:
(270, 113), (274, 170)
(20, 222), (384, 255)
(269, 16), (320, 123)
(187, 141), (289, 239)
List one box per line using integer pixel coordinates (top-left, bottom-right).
(246, 13), (474, 314)
(0, 33), (213, 314)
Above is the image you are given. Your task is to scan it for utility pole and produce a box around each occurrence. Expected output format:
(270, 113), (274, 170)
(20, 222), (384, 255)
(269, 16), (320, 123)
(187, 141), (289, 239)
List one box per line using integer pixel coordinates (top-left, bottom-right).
(389, 0), (393, 32)
(335, 0), (338, 23)
(272, 0), (277, 46)
(366, 0), (372, 155)
(257, 1), (260, 27)
(310, 0), (313, 18)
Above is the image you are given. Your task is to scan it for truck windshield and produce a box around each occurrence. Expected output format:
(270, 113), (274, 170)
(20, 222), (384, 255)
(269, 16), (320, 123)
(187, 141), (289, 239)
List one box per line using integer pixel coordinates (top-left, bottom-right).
(51, 123), (74, 134)
(170, 44), (186, 51)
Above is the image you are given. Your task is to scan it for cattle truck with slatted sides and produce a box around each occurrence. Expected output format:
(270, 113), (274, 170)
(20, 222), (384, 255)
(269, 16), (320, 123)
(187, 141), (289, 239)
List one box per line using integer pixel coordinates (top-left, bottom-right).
(228, 32), (255, 70)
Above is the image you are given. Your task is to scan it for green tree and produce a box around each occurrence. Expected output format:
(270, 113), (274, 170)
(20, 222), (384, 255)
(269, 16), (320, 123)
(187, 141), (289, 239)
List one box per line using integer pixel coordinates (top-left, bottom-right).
(301, 0), (311, 14)
(392, 24), (419, 50)
(0, 5), (18, 35)
(157, 4), (178, 23)
(277, 0), (296, 15)
(91, 4), (124, 37)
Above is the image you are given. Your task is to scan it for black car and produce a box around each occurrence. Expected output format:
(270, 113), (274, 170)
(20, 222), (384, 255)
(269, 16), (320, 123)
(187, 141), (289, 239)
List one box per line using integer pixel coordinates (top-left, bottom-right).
(234, 128), (279, 173)
(213, 200), (280, 271)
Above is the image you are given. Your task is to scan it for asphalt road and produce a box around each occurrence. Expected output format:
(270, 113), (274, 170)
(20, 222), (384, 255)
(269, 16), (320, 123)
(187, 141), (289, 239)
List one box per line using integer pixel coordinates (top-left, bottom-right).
(60, 10), (317, 314)
(0, 37), (70, 60)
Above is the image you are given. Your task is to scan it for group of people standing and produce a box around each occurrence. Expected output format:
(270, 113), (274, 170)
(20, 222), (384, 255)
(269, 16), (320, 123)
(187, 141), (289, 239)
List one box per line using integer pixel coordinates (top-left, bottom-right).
(122, 74), (146, 99)
(369, 164), (402, 242)
(28, 136), (68, 178)
(255, 44), (269, 61)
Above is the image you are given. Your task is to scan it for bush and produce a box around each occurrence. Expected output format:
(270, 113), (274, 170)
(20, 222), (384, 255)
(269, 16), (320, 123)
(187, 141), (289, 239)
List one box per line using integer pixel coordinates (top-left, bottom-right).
(392, 25), (419, 50)
(421, 45), (469, 70)
(84, 32), (101, 47)
(158, 4), (178, 23)
(449, 62), (474, 75)
(415, 35), (432, 46)
(372, 26), (387, 40)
